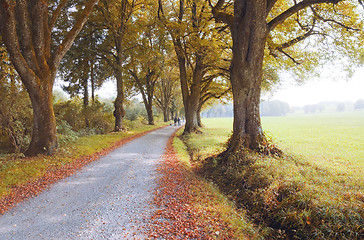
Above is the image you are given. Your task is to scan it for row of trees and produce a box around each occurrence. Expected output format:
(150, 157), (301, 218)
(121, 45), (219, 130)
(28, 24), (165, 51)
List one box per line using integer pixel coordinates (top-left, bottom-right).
(1, 0), (363, 156)
(202, 100), (290, 118)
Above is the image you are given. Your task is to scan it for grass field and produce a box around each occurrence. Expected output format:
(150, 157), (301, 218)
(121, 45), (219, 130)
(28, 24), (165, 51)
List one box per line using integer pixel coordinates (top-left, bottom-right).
(180, 110), (364, 239)
(201, 111), (364, 174)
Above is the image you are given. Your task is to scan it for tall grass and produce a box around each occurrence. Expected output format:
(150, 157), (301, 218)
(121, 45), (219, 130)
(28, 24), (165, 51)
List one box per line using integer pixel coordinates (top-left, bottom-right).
(182, 111), (364, 239)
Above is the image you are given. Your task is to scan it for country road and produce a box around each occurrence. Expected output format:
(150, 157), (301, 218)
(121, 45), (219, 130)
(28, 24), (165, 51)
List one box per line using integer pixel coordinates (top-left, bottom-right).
(0, 126), (178, 240)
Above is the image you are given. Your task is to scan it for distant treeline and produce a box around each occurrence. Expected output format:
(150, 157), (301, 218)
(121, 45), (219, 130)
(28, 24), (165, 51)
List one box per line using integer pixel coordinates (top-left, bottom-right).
(202, 99), (364, 118)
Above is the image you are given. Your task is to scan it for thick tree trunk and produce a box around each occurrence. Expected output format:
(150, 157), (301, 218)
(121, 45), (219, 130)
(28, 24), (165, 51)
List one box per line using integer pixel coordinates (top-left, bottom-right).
(113, 73), (125, 131)
(145, 103), (154, 125)
(184, 100), (199, 133)
(0, 0), (97, 156)
(25, 82), (57, 156)
(227, 0), (267, 153)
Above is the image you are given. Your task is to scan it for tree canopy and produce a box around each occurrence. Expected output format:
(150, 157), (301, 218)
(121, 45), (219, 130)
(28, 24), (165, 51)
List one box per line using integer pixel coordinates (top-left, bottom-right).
(0, 0), (362, 155)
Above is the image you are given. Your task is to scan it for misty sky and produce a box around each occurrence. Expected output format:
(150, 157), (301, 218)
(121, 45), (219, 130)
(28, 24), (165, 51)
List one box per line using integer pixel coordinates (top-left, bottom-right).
(267, 67), (364, 107)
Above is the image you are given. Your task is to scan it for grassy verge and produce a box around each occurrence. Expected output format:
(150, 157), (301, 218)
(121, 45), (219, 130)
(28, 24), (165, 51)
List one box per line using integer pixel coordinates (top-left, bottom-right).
(169, 128), (259, 239)
(178, 113), (364, 239)
(0, 122), (167, 212)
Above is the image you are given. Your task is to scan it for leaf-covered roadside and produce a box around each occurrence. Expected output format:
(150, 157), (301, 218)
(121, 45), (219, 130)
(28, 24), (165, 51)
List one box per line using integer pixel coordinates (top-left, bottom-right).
(0, 125), (166, 215)
(146, 131), (257, 239)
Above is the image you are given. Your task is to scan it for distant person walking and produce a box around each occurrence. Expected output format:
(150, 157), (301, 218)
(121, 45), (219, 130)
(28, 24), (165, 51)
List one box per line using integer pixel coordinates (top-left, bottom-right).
(174, 117), (177, 126)
(177, 117), (181, 126)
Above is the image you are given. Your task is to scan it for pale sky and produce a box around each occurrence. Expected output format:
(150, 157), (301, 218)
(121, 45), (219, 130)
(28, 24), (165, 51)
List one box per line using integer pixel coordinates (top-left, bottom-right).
(264, 67), (364, 107)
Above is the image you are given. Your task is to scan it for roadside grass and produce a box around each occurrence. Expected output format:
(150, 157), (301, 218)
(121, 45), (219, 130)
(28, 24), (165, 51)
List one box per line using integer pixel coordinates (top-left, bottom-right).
(0, 122), (167, 201)
(171, 128), (258, 239)
(178, 112), (364, 239)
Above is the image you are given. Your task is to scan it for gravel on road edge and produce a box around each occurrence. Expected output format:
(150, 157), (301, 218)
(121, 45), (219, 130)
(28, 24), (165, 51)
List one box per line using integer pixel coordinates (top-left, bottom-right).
(0, 125), (178, 239)
(0, 125), (166, 215)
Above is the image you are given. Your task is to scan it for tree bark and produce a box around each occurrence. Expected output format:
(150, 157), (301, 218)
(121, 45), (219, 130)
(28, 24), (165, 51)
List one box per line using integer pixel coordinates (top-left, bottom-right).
(162, 107), (169, 122)
(197, 107), (202, 128)
(25, 78), (57, 156)
(145, 102), (154, 125)
(82, 72), (90, 128)
(110, 0), (130, 132)
(176, 50), (203, 134)
(130, 70), (156, 125)
(113, 71), (125, 131)
(0, 0), (97, 156)
(227, 0), (267, 152)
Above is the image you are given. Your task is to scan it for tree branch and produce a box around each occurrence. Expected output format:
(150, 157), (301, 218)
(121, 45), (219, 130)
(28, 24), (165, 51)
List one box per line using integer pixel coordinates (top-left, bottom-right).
(0, 0), (39, 91)
(29, 0), (50, 75)
(278, 48), (301, 64)
(15, 0), (40, 75)
(311, 6), (361, 31)
(49, 0), (68, 29)
(267, 0), (343, 32)
(51, 0), (98, 70)
(210, 0), (233, 27)
(267, 0), (279, 13)
(359, 0), (364, 9)
(278, 23), (316, 49)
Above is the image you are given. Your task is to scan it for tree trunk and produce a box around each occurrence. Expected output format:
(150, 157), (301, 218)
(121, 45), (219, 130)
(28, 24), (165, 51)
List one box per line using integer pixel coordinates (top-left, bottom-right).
(146, 102), (154, 125)
(162, 107), (169, 122)
(0, 0), (97, 156)
(113, 72), (125, 131)
(177, 52), (203, 134)
(197, 104), (202, 127)
(183, 96), (200, 133)
(227, 0), (267, 153)
(25, 81), (57, 156)
(90, 59), (95, 102)
(82, 74), (90, 128)
(140, 89), (154, 125)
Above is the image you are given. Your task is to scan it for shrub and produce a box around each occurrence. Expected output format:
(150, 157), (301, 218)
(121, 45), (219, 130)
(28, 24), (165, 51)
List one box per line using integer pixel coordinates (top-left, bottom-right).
(0, 81), (32, 153)
(54, 97), (114, 135)
(56, 120), (78, 145)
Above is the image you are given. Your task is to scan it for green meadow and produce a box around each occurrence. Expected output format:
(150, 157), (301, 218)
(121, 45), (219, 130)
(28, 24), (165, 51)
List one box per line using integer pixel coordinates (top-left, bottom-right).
(180, 110), (364, 239)
(201, 111), (364, 175)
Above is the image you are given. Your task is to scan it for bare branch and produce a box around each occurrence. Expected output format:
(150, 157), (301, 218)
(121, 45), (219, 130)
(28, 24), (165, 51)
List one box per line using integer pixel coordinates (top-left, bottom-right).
(311, 6), (361, 31)
(278, 48), (301, 64)
(268, 0), (343, 32)
(359, 0), (364, 9)
(278, 22), (316, 49)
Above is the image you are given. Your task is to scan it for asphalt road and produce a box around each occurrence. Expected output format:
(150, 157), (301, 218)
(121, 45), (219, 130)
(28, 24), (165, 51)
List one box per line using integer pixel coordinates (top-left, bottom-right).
(0, 126), (178, 239)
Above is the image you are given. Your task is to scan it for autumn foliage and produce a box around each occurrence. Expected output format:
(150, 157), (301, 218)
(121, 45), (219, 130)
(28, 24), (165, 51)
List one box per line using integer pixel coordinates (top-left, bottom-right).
(146, 132), (251, 239)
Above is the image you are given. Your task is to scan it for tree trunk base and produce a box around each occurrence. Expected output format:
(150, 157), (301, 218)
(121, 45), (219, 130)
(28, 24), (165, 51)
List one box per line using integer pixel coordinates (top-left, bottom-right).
(182, 126), (202, 135)
(113, 126), (127, 132)
(218, 134), (283, 164)
(25, 138), (58, 157)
